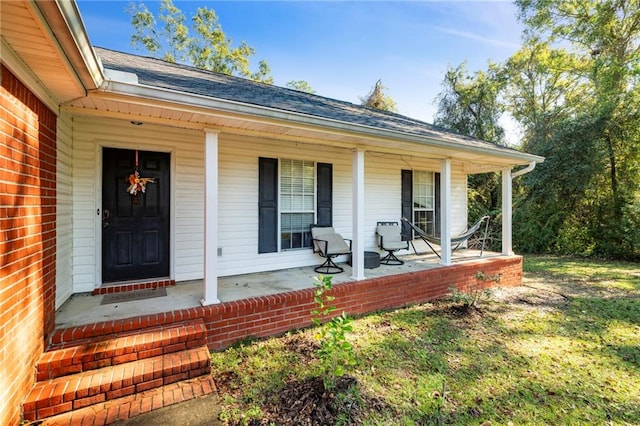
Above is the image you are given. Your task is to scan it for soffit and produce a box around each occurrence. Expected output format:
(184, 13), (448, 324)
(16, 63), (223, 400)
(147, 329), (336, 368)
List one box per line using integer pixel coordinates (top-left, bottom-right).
(0, 1), (95, 103)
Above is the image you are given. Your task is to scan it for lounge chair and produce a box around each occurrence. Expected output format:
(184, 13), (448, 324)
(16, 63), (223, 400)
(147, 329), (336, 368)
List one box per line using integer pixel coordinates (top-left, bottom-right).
(310, 225), (352, 274)
(376, 221), (409, 265)
(400, 216), (490, 258)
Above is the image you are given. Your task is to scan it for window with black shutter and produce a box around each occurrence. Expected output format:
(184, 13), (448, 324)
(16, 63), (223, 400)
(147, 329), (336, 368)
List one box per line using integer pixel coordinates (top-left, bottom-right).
(258, 157), (332, 253)
(401, 169), (440, 239)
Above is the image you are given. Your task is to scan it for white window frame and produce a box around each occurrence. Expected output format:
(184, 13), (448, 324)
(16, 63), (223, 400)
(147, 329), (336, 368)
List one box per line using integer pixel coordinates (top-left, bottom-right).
(279, 158), (316, 251)
(413, 170), (435, 236)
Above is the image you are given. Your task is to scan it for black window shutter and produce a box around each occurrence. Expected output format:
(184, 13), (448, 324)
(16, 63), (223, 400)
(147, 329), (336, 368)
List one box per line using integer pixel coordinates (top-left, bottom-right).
(316, 163), (333, 226)
(401, 169), (413, 241)
(434, 172), (441, 237)
(258, 157), (278, 253)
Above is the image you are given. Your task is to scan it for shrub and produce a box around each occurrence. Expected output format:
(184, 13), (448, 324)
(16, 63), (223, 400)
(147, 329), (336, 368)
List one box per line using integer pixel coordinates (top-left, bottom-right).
(311, 275), (356, 390)
(448, 271), (500, 310)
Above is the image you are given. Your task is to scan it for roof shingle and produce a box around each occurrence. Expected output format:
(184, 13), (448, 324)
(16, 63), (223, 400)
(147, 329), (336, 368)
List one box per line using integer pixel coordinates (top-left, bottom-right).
(95, 47), (525, 157)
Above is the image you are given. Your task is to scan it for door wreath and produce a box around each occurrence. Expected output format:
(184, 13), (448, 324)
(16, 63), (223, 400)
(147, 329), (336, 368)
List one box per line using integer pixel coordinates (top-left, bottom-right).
(126, 150), (155, 196)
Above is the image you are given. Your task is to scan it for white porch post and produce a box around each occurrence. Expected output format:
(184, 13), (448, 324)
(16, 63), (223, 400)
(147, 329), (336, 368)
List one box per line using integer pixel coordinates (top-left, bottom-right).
(502, 167), (513, 255)
(440, 159), (452, 265)
(202, 129), (220, 305)
(351, 148), (365, 280)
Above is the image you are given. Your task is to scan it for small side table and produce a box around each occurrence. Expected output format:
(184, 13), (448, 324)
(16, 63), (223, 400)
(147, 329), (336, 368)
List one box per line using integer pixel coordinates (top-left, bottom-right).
(348, 251), (380, 269)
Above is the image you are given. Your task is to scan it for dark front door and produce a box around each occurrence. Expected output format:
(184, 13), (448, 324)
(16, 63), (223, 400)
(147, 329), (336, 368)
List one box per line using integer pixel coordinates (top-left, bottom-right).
(102, 148), (170, 283)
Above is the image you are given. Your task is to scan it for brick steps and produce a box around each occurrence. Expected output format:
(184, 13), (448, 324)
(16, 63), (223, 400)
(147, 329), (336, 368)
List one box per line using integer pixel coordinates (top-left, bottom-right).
(22, 319), (213, 423)
(38, 375), (216, 426)
(48, 315), (193, 347)
(37, 319), (206, 380)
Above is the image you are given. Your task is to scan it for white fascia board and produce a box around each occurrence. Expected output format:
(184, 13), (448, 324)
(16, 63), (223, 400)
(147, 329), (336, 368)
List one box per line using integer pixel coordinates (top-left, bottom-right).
(101, 79), (545, 166)
(55, 0), (105, 88)
(35, 0), (105, 90)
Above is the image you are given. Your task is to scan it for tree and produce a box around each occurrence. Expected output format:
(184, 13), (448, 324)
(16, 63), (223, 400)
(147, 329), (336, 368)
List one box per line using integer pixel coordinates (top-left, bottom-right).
(502, 41), (585, 145)
(286, 80), (316, 94)
(512, 0), (640, 259)
(360, 80), (398, 112)
(433, 63), (506, 144)
(128, 0), (273, 83)
(433, 63), (506, 249)
(499, 42), (599, 254)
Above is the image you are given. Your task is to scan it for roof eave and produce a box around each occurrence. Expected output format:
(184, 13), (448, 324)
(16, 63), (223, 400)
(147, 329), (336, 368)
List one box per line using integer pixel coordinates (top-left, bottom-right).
(100, 79), (544, 166)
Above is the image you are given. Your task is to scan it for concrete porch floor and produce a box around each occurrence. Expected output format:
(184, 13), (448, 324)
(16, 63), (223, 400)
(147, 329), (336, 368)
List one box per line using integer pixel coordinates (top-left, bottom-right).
(55, 250), (496, 329)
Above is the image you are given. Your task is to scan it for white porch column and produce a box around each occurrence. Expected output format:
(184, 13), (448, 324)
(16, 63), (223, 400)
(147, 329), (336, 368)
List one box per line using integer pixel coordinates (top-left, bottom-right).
(202, 129), (220, 305)
(351, 148), (366, 280)
(440, 159), (452, 266)
(502, 167), (513, 255)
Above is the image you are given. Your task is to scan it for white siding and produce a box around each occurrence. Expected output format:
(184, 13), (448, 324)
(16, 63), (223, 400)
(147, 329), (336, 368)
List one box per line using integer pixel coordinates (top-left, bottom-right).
(70, 118), (471, 287)
(217, 135), (354, 275)
(56, 111), (73, 307)
(217, 140), (469, 276)
(364, 153), (467, 256)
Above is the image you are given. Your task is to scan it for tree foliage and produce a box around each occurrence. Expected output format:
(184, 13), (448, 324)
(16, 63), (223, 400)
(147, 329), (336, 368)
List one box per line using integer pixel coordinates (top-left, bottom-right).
(434, 0), (640, 260)
(434, 62), (506, 145)
(513, 0), (640, 259)
(128, 0), (273, 83)
(286, 80), (316, 94)
(433, 63), (506, 250)
(360, 79), (398, 112)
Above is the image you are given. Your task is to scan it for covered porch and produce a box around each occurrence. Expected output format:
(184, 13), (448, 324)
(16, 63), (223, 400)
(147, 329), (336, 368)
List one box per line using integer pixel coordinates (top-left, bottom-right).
(51, 250), (521, 351)
(53, 47), (543, 311)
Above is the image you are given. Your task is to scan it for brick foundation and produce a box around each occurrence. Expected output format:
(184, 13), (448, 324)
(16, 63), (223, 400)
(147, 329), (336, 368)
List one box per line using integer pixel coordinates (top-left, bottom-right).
(1, 65), (57, 426)
(51, 256), (522, 351)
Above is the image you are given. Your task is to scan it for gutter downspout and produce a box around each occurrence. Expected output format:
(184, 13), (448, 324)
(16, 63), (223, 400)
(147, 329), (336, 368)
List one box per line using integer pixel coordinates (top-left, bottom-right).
(512, 161), (536, 178)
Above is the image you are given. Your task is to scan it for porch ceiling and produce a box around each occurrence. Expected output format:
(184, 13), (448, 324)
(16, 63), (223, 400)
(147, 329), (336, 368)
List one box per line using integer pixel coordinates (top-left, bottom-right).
(65, 91), (538, 174)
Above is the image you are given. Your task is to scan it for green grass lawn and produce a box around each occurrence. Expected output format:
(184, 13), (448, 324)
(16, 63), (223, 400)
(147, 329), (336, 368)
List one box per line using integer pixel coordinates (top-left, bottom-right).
(211, 256), (640, 425)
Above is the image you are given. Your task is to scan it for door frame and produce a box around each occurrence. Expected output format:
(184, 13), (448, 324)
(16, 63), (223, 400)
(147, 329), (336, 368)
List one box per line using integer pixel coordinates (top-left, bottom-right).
(94, 141), (176, 287)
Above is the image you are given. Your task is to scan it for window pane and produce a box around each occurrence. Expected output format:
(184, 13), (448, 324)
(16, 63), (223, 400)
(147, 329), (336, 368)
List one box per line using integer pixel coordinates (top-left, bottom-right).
(413, 170), (434, 236)
(281, 195), (291, 211)
(280, 158), (315, 250)
(414, 211), (434, 236)
(303, 194), (314, 210)
(292, 197), (303, 210)
(280, 158), (315, 213)
(281, 213), (314, 250)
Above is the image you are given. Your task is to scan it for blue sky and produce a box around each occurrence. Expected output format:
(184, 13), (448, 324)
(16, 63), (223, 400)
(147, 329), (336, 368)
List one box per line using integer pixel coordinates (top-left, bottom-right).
(76, 1), (524, 124)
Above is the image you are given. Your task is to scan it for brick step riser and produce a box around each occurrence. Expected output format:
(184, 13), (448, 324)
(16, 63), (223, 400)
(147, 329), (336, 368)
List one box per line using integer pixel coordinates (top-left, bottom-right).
(47, 318), (205, 351)
(23, 346), (211, 422)
(91, 278), (175, 295)
(37, 321), (206, 381)
(48, 314), (197, 347)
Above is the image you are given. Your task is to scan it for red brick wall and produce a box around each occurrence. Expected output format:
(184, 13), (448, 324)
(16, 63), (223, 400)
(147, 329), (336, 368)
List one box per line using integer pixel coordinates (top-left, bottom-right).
(1, 65), (57, 426)
(51, 256), (522, 352)
(203, 255), (522, 350)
